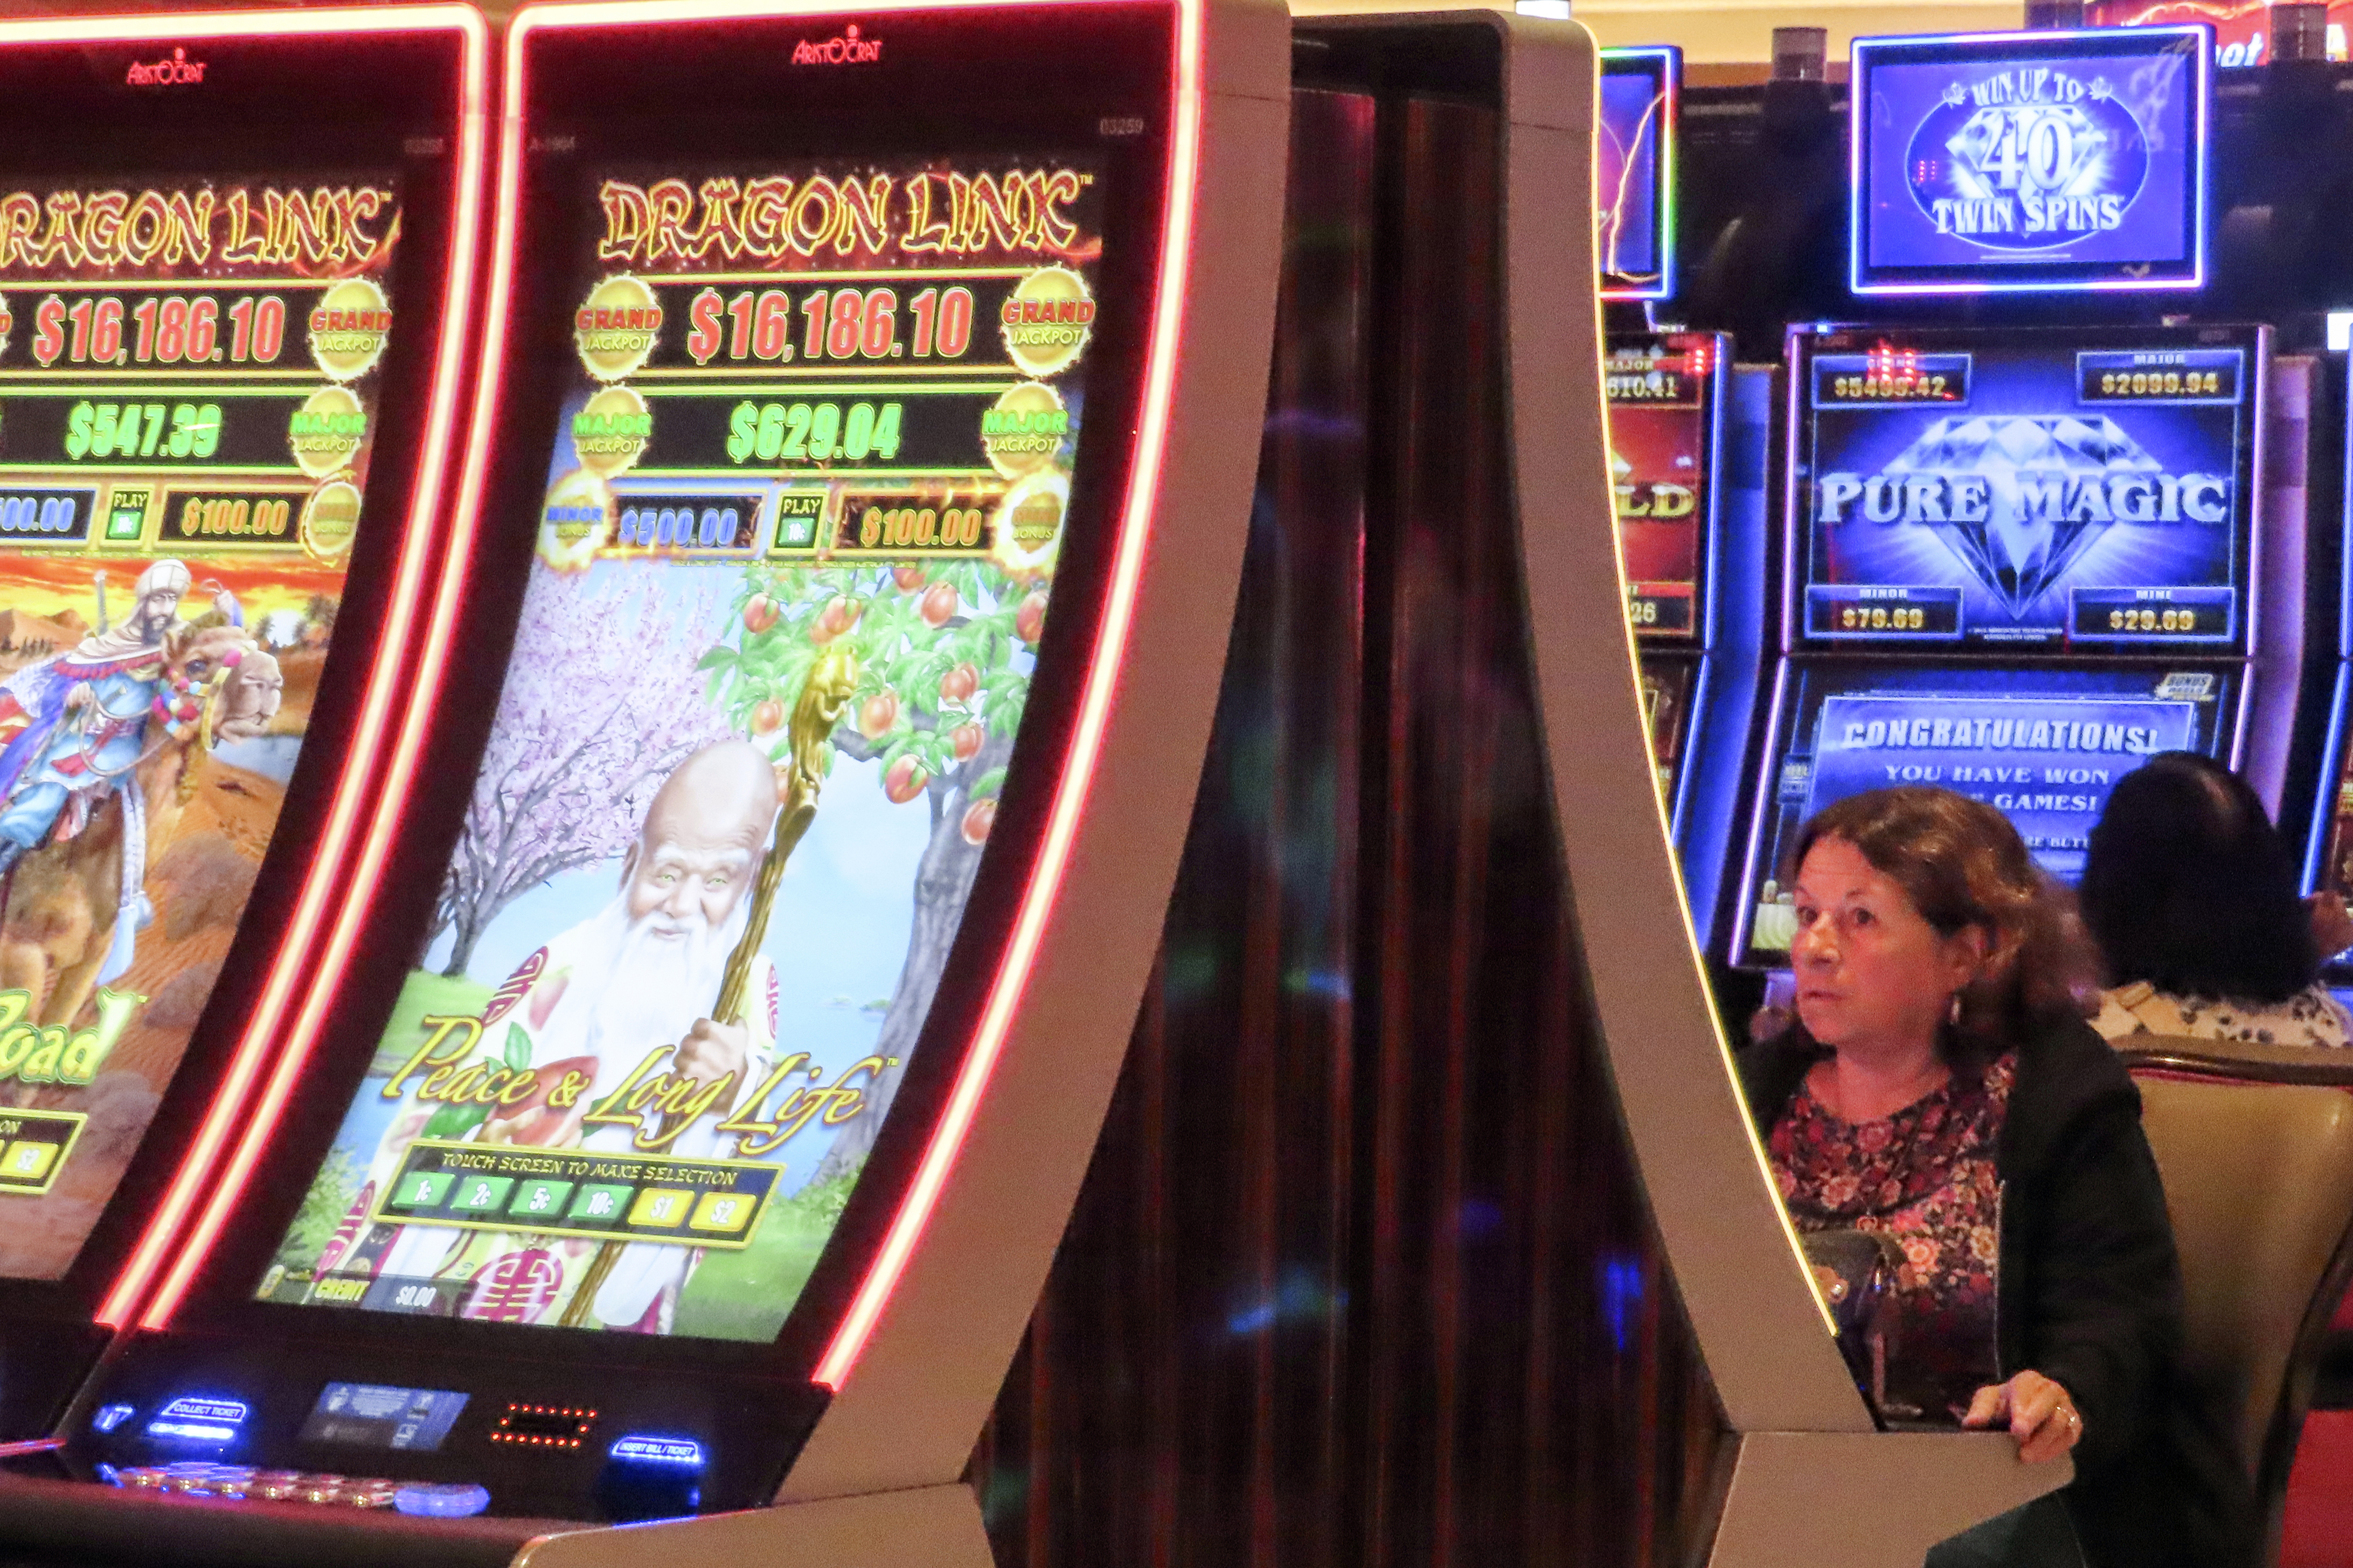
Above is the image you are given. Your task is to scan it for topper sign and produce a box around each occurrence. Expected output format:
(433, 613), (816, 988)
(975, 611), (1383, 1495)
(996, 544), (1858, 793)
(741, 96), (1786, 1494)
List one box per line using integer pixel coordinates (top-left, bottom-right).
(125, 46), (205, 86)
(790, 24), (881, 65)
(1908, 69), (2147, 248)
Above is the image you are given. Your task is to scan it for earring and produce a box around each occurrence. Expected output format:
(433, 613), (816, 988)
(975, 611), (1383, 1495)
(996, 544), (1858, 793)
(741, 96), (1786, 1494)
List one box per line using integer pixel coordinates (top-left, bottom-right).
(1948, 993), (1963, 1026)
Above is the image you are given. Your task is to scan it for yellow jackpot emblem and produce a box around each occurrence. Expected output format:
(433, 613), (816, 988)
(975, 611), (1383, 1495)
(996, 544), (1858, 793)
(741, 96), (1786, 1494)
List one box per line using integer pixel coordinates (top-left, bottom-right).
(573, 384), (651, 478)
(538, 468), (613, 573)
(999, 266), (1094, 379)
(301, 479), (363, 563)
(574, 275), (662, 383)
(289, 384), (366, 479)
(982, 381), (1067, 479)
(307, 277), (392, 382)
(991, 467), (1068, 579)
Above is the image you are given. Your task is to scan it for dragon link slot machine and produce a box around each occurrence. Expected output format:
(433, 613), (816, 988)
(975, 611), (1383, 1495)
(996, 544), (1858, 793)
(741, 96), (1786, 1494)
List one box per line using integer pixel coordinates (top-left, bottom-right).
(0, 5), (489, 1458)
(0, 0), (1287, 1565)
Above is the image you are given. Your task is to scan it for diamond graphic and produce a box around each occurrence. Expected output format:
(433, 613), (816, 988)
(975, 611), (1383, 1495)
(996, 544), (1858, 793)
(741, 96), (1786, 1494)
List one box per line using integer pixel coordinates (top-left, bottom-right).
(1881, 414), (2162, 616)
(1944, 103), (2115, 203)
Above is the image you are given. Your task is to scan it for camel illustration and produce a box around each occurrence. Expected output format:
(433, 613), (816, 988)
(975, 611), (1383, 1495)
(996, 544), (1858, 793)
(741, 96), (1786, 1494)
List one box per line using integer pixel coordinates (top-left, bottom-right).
(0, 622), (283, 1029)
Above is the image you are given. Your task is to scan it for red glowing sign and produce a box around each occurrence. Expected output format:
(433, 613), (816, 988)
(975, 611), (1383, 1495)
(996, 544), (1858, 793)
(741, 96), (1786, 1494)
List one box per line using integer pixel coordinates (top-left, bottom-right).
(790, 23), (883, 64)
(124, 47), (206, 86)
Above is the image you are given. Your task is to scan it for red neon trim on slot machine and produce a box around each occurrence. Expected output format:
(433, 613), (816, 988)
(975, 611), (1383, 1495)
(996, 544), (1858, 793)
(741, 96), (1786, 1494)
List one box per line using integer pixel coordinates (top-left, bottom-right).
(95, 6), (492, 1331)
(142, 0), (1202, 1348)
(816, 0), (1204, 1391)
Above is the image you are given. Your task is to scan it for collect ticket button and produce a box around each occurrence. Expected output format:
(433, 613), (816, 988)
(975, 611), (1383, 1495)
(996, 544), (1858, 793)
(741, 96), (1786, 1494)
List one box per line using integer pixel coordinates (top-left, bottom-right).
(687, 1192), (756, 1235)
(508, 1179), (574, 1221)
(0, 1140), (58, 1182)
(626, 1188), (693, 1230)
(450, 1176), (516, 1214)
(391, 1171), (456, 1209)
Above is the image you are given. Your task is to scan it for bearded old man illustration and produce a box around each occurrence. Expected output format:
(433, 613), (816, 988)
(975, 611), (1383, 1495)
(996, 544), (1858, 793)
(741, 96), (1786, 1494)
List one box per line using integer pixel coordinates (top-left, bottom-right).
(337, 740), (782, 1332)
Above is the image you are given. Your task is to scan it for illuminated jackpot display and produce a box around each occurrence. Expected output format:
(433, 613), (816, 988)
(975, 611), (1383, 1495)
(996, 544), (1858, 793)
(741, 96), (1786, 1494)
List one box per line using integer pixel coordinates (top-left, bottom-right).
(0, 171), (400, 1280)
(1607, 332), (1717, 640)
(1849, 26), (2210, 295)
(262, 155), (1101, 1340)
(1788, 325), (2263, 654)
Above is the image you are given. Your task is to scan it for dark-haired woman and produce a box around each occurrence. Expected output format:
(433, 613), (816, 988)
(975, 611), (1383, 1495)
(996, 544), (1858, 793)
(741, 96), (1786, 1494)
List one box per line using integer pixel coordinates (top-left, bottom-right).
(1741, 785), (2253, 1568)
(2081, 751), (2352, 1049)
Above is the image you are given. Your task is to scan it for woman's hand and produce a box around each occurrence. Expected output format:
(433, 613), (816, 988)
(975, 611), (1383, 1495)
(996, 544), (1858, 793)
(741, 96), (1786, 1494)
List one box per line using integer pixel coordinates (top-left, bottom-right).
(2309, 891), (2353, 959)
(1962, 1370), (2082, 1463)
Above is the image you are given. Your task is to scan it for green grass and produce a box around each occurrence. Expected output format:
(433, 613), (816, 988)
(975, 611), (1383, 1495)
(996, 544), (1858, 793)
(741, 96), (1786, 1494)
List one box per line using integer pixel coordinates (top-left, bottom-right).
(673, 1167), (860, 1341)
(367, 968), (498, 1078)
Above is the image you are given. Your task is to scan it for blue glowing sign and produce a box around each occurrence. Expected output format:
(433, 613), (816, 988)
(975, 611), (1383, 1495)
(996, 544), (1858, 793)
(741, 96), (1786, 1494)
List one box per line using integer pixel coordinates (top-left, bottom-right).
(144, 1395), (249, 1444)
(1850, 26), (2210, 294)
(91, 1403), (134, 1434)
(608, 1434), (705, 1467)
(1734, 659), (2240, 967)
(1789, 326), (2259, 654)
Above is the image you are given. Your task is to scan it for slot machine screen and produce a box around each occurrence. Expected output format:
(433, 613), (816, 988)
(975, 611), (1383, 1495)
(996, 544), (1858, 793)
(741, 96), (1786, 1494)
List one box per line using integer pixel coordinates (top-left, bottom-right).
(0, 169), (400, 1280)
(1734, 659), (2240, 966)
(1607, 331), (1719, 642)
(1598, 46), (1676, 301)
(1849, 26), (2210, 295)
(1789, 326), (2261, 656)
(258, 149), (1105, 1341)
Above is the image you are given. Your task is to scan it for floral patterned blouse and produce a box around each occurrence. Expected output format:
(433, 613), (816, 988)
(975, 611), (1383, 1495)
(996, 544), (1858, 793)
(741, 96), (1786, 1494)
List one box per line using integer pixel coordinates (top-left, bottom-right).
(2092, 980), (2353, 1050)
(1769, 1053), (2015, 1424)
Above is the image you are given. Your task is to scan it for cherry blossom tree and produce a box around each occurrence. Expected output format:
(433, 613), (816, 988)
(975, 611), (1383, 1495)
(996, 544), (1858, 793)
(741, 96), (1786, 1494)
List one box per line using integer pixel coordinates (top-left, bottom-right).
(428, 567), (731, 976)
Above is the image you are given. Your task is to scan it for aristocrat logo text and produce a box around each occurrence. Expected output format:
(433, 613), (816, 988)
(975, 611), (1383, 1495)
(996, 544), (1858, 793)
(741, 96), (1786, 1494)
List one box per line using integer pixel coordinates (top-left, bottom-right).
(125, 48), (205, 86)
(791, 25), (881, 65)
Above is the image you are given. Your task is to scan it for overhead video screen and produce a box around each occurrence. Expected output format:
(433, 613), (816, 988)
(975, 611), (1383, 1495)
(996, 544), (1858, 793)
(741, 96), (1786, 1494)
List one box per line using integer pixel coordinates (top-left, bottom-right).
(260, 151), (1102, 1342)
(0, 171), (398, 1280)
(1789, 327), (2260, 655)
(1598, 47), (1677, 301)
(1735, 660), (2239, 966)
(1606, 331), (1719, 641)
(1850, 26), (2209, 295)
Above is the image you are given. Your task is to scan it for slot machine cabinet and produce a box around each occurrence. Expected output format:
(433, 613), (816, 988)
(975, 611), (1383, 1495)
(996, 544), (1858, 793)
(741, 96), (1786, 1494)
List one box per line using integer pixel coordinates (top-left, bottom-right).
(0, 0), (1287, 1565)
(1516, 24), (2083, 1568)
(0, 6), (488, 1448)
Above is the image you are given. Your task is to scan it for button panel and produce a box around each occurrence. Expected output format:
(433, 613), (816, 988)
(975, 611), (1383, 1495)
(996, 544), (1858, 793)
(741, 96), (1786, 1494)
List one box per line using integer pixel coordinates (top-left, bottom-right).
(111, 1462), (400, 1508)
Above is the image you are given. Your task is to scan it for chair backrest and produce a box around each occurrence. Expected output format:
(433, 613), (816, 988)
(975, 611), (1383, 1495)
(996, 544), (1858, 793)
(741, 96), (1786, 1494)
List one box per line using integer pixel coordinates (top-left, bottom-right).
(2120, 1035), (2353, 1553)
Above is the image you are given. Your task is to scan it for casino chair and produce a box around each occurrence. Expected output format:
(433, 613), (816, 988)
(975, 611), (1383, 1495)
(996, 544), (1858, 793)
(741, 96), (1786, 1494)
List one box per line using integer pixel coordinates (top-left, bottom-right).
(2112, 1035), (2353, 1563)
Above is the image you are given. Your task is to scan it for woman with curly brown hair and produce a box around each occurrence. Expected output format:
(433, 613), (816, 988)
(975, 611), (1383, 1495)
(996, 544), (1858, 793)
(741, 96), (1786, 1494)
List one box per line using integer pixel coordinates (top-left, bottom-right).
(1740, 785), (2253, 1568)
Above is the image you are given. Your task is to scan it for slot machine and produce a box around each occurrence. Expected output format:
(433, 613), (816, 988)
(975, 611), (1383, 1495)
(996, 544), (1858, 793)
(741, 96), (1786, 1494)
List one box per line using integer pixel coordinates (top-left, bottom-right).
(1731, 317), (2292, 967)
(0, 6), (488, 1448)
(0, 0), (1287, 1563)
(1719, 26), (2317, 968)
(1526, 11), (2072, 1562)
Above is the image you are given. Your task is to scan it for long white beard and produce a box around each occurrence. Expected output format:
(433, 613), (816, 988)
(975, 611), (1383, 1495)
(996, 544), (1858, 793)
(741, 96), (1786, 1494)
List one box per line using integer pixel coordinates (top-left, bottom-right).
(533, 888), (752, 1123)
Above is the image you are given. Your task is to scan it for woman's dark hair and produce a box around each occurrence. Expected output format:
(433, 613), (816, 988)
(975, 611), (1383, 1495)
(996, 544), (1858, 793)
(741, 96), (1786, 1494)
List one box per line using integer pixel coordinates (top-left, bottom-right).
(1760, 786), (2092, 1057)
(2079, 751), (2317, 1003)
